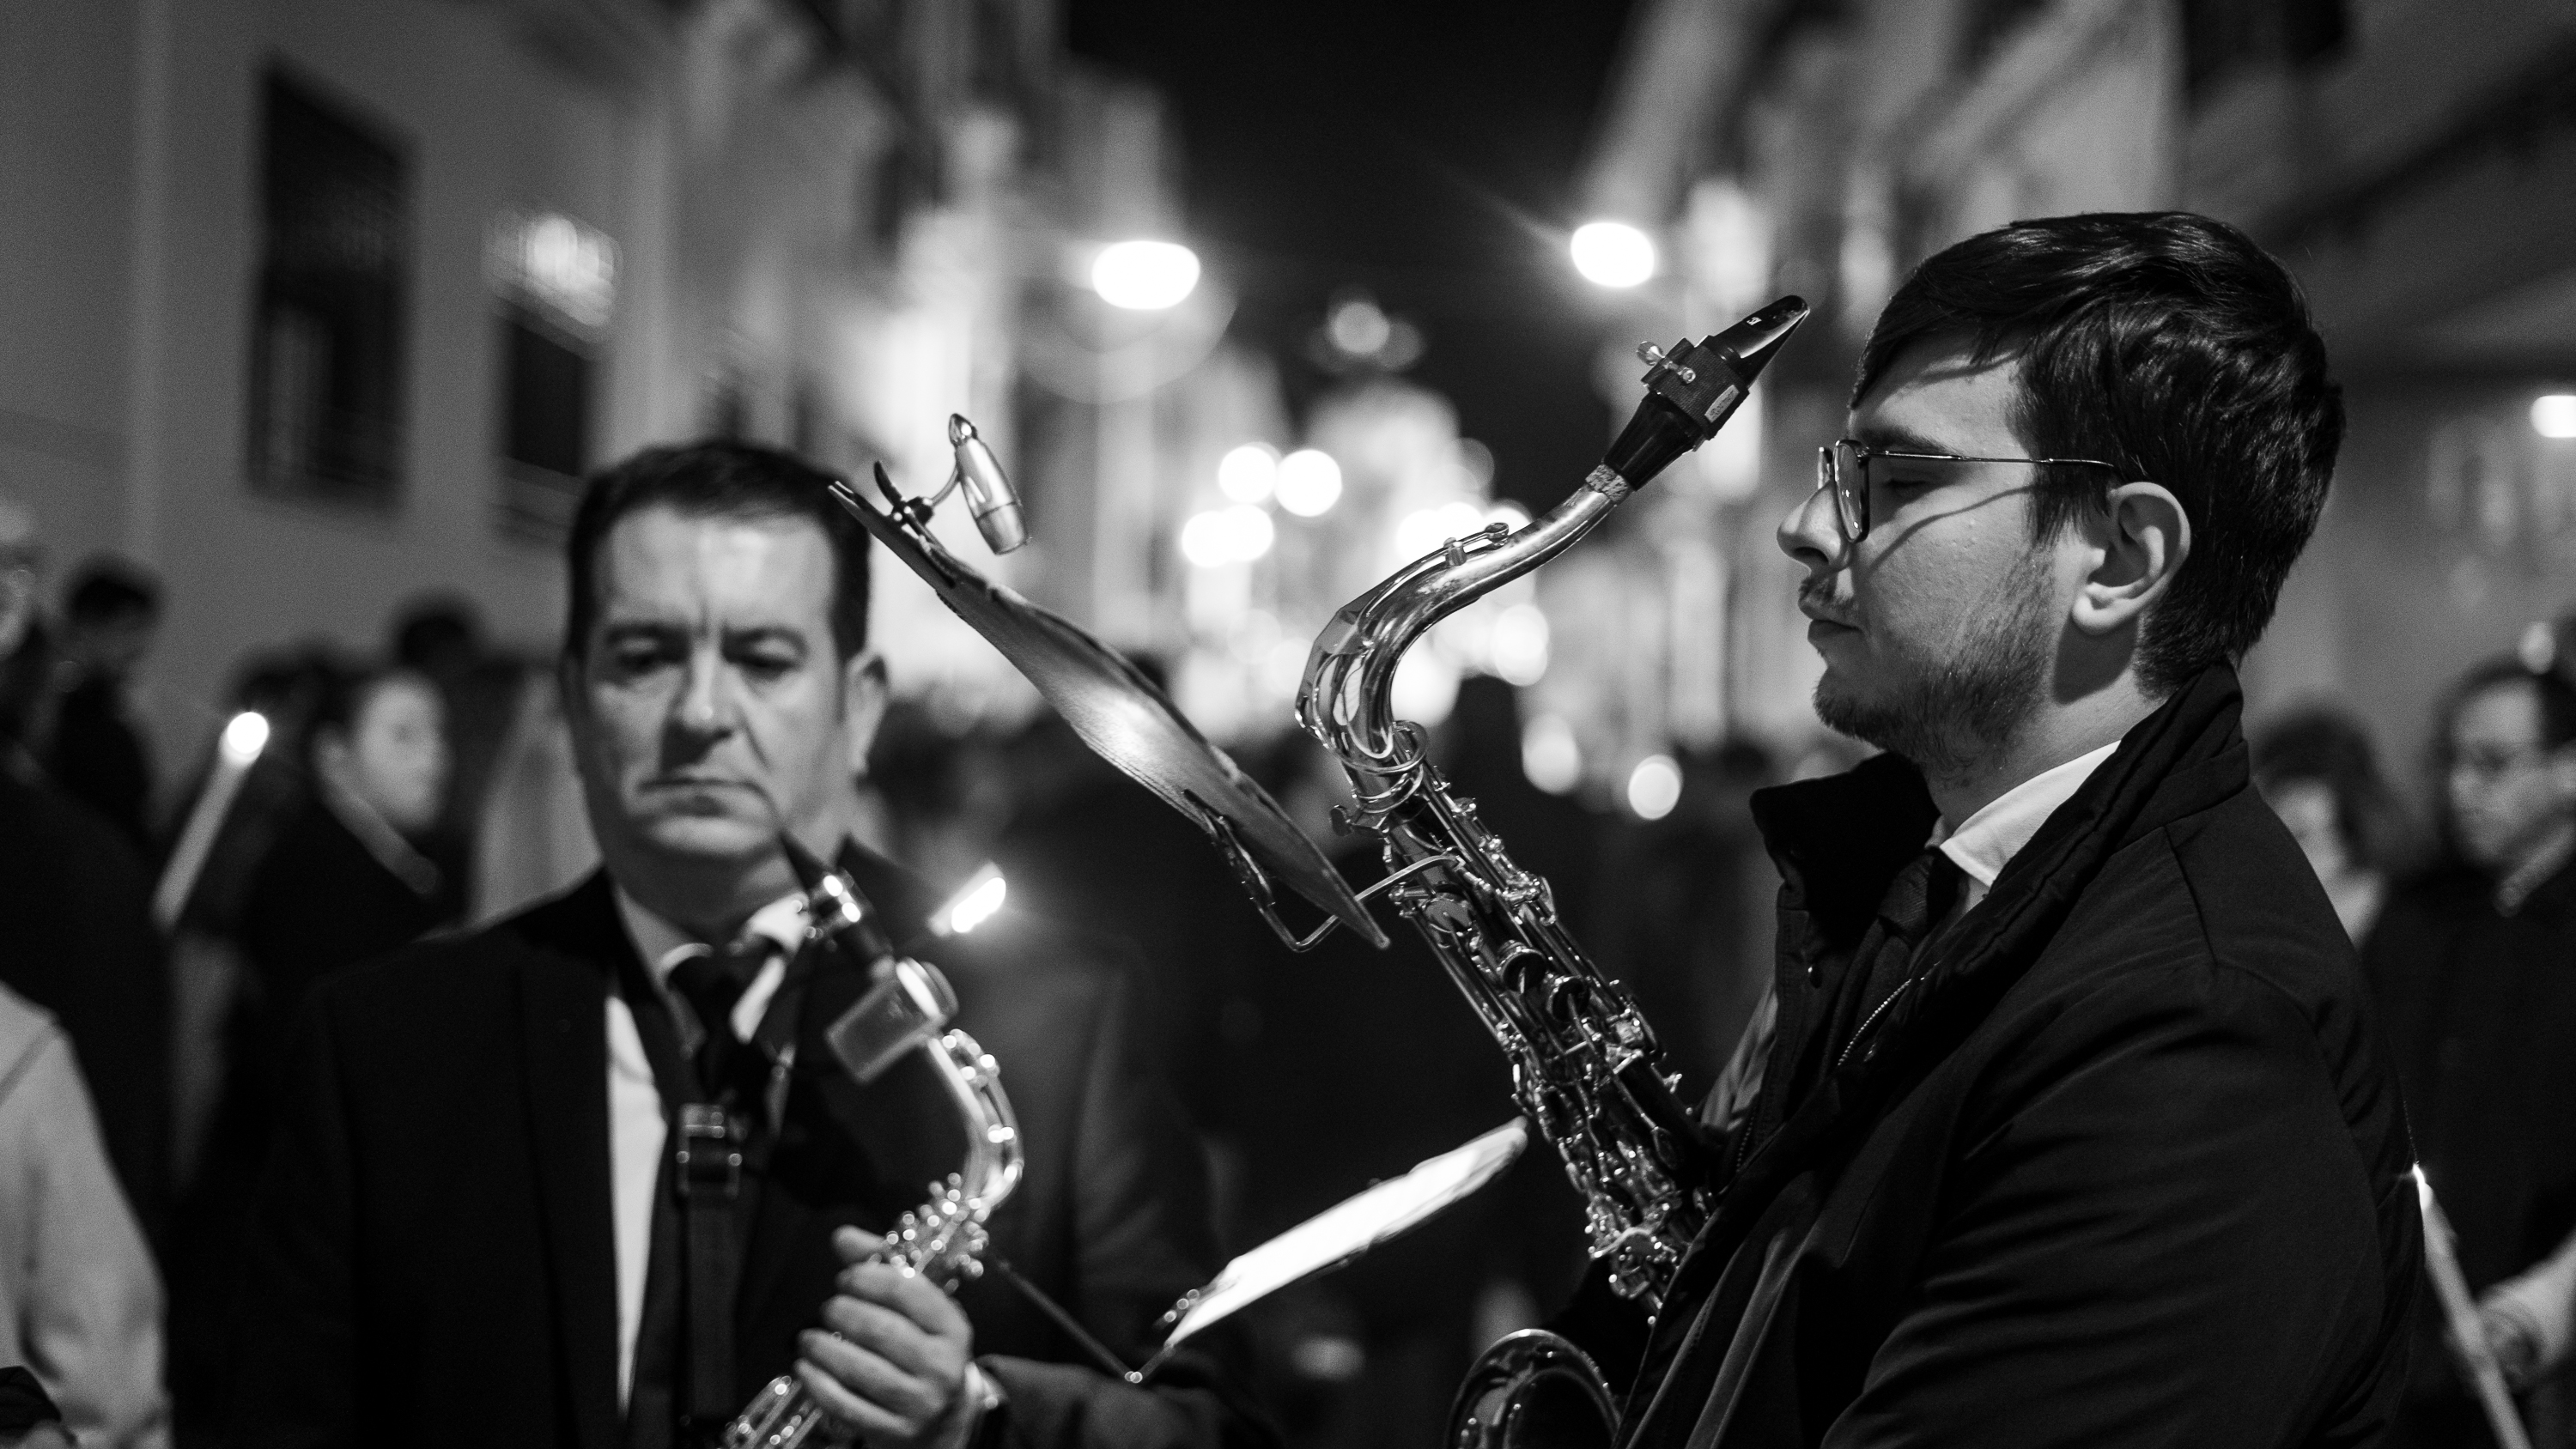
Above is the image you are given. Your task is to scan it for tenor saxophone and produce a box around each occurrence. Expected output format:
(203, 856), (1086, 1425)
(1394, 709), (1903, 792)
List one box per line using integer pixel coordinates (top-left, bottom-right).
(721, 848), (1026, 1449)
(1295, 296), (1807, 1446)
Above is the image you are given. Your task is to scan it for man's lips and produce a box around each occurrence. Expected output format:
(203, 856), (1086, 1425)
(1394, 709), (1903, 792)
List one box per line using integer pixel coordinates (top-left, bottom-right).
(1797, 591), (1858, 633)
(641, 776), (757, 794)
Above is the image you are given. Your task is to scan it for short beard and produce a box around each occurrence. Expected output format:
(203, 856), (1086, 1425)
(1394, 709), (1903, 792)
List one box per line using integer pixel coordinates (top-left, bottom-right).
(1813, 548), (2057, 779)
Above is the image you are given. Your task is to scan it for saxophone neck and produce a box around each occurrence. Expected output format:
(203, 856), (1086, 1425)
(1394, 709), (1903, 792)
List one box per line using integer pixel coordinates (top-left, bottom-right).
(1297, 294), (1808, 779)
(1300, 470), (1628, 772)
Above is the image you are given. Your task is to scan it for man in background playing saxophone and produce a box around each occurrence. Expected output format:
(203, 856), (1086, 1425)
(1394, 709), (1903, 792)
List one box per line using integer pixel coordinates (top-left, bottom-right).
(232, 440), (1271, 1449)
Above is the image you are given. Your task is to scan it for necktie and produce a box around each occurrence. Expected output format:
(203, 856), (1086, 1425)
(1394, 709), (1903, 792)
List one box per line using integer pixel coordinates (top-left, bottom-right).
(1832, 846), (1965, 1066)
(668, 935), (779, 1106)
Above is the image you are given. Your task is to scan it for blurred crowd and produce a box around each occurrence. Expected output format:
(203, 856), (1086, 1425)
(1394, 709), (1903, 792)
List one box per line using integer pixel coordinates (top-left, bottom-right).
(4, 470), (2576, 1447)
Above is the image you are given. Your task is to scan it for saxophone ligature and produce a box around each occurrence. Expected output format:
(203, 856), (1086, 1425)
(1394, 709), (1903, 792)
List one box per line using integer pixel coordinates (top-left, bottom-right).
(720, 840), (1026, 1449)
(1294, 296), (1809, 1446)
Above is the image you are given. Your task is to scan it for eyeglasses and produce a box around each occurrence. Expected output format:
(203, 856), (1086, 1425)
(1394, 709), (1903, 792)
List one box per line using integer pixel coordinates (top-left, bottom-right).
(1813, 438), (2126, 542)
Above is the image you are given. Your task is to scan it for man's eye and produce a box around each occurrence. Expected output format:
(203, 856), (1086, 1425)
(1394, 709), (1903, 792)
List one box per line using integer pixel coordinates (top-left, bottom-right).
(608, 643), (677, 675)
(733, 650), (799, 680)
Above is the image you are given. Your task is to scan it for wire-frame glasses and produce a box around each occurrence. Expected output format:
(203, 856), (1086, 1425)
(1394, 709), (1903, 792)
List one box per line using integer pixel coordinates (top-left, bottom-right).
(1814, 437), (2126, 543)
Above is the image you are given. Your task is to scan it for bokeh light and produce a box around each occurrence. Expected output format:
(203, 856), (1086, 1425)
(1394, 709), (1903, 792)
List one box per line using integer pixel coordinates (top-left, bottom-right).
(1571, 221), (1656, 288)
(1091, 239), (1201, 310)
(1626, 754), (1682, 819)
(1522, 714), (1580, 795)
(1490, 603), (1549, 686)
(1218, 443), (1279, 503)
(1179, 505), (1275, 567)
(1276, 449), (1344, 517)
(2534, 394), (2576, 439)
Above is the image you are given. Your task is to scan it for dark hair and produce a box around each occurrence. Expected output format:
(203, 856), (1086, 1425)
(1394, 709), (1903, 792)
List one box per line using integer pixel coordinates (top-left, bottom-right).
(392, 595), (483, 673)
(2443, 656), (2576, 752)
(563, 440), (871, 660)
(64, 555), (161, 623)
(1854, 211), (2342, 694)
(2251, 706), (2414, 874)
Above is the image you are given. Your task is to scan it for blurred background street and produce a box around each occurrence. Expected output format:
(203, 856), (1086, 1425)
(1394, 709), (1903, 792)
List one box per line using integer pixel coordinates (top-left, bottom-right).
(9, 0), (2576, 1445)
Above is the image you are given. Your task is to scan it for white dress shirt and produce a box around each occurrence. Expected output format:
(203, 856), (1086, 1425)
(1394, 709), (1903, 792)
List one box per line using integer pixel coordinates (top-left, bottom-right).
(1933, 740), (2121, 917)
(605, 889), (805, 1410)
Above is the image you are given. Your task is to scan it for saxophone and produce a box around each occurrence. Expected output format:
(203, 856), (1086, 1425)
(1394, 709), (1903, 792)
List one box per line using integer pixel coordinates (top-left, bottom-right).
(1294, 296), (1807, 1446)
(721, 846), (1027, 1449)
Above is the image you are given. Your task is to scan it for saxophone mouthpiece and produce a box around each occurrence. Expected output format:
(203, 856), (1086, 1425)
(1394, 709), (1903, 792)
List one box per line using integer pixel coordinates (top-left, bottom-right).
(1603, 294), (1809, 491)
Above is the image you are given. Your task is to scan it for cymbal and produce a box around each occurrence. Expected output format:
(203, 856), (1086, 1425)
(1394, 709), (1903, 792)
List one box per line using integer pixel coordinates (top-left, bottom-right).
(830, 471), (1385, 949)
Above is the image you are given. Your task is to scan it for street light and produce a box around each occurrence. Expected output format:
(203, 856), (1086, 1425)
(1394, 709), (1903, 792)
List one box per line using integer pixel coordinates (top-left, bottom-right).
(2534, 394), (2576, 439)
(1092, 240), (1201, 310)
(1571, 221), (1656, 288)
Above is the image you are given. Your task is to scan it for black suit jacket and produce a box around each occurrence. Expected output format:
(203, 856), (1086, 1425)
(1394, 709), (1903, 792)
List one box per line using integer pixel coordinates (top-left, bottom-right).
(1593, 669), (2420, 1448)
(235, 846), (1270, 1449)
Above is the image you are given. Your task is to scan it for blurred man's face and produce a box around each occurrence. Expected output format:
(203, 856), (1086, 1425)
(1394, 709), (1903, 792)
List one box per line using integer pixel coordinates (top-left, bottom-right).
(2445, 680), (2576, 874)
(565, 506), (860, 891)
(1777, 344), (2077, 773)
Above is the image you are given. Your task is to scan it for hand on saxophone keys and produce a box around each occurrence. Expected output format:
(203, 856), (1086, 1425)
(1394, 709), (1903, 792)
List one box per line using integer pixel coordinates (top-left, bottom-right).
(793, 1227), (987, 1449)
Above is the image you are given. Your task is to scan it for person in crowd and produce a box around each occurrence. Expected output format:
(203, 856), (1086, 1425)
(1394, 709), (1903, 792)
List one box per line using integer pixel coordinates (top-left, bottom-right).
(0, 982), (168, 1449)
(235, 440), (1272, 1448)
(1569, 213), (2415, 1447)
(40, 556), (163, 852)
(2251, 706), (2415, 945)
(236, 662), (463, 1034)
(2365, 657), (2576, 1446)
(390, 593), (523, 862)
(0, 500), (171, 1240)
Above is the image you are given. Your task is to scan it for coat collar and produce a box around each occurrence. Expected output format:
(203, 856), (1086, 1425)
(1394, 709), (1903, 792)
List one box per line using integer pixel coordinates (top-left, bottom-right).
(1750, 664), (2250, 952)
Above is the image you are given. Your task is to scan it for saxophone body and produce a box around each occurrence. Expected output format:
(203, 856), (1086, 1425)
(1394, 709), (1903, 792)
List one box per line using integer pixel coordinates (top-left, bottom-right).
(1294, 297), (1808, 1447)
(722, 852), (1026, 1449)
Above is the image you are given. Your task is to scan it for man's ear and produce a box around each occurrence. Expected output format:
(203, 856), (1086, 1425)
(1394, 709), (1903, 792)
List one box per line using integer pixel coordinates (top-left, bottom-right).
(2069, 481), (2191, 638)
(840, 652), (890, 778)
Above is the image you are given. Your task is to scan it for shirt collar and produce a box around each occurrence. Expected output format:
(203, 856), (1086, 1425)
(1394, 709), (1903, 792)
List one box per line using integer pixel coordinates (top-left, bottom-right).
(1935, 740), (2121, 891)
(611, 886), (811, 984)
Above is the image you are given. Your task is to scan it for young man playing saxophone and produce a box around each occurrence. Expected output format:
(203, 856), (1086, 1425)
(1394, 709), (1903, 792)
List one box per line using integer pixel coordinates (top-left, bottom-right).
(1591, 213), (2420, 1446)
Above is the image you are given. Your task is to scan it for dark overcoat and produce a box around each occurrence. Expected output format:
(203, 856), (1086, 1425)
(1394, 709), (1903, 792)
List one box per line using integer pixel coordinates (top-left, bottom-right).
(1599, 668), (2421, 1448)
(234, 845), (1270, 1449)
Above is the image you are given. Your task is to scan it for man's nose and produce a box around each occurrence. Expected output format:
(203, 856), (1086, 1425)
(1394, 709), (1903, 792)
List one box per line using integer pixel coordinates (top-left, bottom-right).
(1777, 476), (1850, 573)
(671, 650), (738, 739)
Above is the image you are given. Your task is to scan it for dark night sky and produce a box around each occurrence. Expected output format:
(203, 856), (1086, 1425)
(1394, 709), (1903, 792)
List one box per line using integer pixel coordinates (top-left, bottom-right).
(1066, 0), (1643, 510)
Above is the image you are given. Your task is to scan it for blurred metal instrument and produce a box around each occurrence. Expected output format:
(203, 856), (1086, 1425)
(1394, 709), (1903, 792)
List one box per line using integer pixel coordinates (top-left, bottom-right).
(2418, 1167), (2535, 1449)
(823, 430), (1379, 946)
(1291, 297), (1808, 1447)
(720, 840), (1025, 1449)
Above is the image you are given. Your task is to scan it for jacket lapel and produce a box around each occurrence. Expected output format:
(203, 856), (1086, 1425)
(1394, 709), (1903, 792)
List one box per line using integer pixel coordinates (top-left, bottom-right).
(513, 872), (627, 1449)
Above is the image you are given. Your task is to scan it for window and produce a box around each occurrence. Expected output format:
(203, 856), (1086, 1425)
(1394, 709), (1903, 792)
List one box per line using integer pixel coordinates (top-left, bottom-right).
(2184, 0), (2348, 101)
(488, 212), (615, 541)
(247, 71), (410, 507)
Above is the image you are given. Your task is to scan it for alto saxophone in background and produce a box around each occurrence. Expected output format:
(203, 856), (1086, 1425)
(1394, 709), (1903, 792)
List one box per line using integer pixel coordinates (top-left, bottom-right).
(1295, 296), (1809, 1446)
